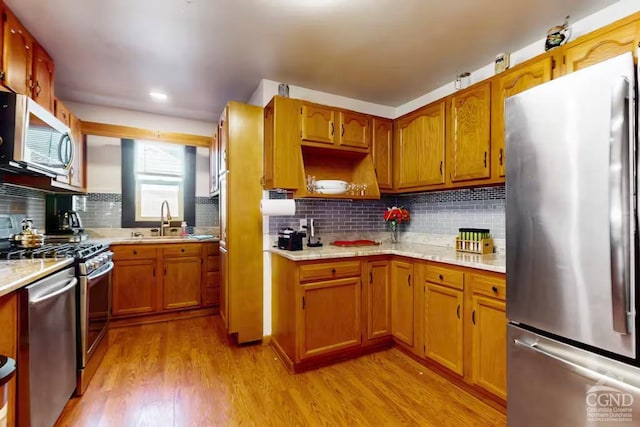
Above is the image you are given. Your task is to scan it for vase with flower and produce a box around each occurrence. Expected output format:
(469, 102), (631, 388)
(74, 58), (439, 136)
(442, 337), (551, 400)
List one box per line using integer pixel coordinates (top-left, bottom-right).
(383, 206), (410, 243)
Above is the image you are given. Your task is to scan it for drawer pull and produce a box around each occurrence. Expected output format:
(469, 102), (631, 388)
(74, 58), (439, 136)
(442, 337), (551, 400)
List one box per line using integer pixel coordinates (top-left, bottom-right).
(492, 286), (498, 293)
(438, 274), (443, 280)
(133, 250), (137, 255)
(332, 268), (336, 274)
(181, 248), (185, 253)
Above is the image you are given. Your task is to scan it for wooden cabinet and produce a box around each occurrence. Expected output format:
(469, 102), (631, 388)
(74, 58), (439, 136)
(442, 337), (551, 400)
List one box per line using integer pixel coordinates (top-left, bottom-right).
(0, 293), (17, 427)
(469, 274), (507, 400)
(366, 260), (391, 340)
(209, 129), (219, 196)
(371, 117), (393, 190)
(112, 259), (157, 316)
(31, 43), (54, 112)
(391, 260), (414, 346)
(492, 56), (553, 177)
(163, 252), (202, 310)
(68, 113), (84, 189)
(564, 21), (640, 74)
(2, 9), (32, 95)
(449, 81), (491, 182)
(300, 103), (335, 145)
(202, 243), (220, 307)
(219, 246), (228, 328)
(424, 283), (464, 375)
(263, 96), (302, 190)
(338, 111), (369, 149)
(394, 100), (446, 189)
(218, 107), (228, 174)
(54, 98), (71, 127)
(299, 277), (361, 359)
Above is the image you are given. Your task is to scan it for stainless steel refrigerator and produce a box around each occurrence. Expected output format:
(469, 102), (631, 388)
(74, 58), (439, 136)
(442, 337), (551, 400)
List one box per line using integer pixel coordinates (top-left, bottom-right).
(506, 52), (640, 426)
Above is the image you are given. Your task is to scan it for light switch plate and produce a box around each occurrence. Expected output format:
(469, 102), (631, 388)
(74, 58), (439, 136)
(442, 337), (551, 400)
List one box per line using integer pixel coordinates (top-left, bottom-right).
(299, 218), (307, 231)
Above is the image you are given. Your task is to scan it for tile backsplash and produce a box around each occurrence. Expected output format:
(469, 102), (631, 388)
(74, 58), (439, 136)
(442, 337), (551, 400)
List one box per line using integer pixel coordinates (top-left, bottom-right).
(0, 183), (46, 227)
(81, 193), (219, 228)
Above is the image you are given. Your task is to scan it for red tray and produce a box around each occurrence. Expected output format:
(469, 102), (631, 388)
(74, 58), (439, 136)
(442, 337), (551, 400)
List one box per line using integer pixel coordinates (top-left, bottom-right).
(330, 240), (380, 247)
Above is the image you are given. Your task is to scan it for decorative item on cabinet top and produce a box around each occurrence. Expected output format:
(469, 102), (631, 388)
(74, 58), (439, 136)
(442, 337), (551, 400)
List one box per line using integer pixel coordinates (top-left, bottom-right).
(545, 16), (571, 51)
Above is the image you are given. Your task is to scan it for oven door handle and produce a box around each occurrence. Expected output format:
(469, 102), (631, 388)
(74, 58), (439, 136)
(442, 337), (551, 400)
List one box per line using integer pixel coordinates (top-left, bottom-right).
(30, 278), (78, 305)
(88, 261), (114, 282)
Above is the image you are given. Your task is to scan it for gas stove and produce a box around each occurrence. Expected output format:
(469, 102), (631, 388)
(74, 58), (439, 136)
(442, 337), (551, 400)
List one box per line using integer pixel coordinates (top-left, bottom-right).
(0, 242), (109, 262)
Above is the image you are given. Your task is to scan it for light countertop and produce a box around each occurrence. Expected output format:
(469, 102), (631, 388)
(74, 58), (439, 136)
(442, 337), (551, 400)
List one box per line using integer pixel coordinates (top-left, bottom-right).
(270, 242), (505, 274)
(0, 258), (75, 298)
(90, 236), (220, 246)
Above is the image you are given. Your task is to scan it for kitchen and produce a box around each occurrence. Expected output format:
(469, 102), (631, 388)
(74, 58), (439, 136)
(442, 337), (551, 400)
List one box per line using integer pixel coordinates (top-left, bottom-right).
(0, 0), (640, 426)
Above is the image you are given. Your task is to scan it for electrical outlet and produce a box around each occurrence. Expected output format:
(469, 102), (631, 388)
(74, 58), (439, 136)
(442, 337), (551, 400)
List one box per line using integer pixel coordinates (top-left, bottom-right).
(299, 218), (307, 231)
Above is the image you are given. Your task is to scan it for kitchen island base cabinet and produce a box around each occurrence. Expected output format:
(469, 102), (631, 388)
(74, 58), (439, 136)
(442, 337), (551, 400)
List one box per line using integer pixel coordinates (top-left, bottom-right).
(112, 259), (157, 316)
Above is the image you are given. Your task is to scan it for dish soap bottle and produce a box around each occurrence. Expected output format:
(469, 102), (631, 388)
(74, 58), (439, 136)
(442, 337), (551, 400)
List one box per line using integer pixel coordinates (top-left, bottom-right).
(180, 221), (189, 236)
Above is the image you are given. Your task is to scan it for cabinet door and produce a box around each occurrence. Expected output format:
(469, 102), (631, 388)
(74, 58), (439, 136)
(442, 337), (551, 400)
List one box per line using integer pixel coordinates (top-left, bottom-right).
(218, 107), (228, 173)
(54, 98), (71, 127)
(391, 260), (414, 346)
(565, 21), (639, 74)
(32, 43), (54, 112)
(210, 130), (219, 195)
(2, 10), (33, 95)
(425, 283), (464, 375)
(163, 257), (202, 310)
(493, 57), (552, 177)
(367, 260), (391, 340)
(263, 101), (275, 188)
(395, 100), (446, 188)
(299, 277), (361, 359)
(0, 293), (17, 427)
(112, 259), (157, 316)
(472, 294), (507, 400)
(69, 114), (84, 189)
(449, 81), (491, 182)
(219, 246), (229, 328)
(338, 111), (369, 149)
(219, 174), (228, 248)
(300, 103), (335, 145)
(371, 117), (393, 190)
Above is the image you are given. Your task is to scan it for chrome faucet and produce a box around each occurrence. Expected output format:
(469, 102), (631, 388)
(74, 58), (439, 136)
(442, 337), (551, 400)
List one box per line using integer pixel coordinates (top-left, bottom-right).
(160, 200), (172, 236)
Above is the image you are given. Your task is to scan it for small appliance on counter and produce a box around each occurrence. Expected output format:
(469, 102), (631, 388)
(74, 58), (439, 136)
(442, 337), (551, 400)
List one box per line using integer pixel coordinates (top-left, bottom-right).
(278, 228), (305, 251)
(45, 194), (88, 242)
(10, 218), (44, 249)
(303, 218), (323, 247)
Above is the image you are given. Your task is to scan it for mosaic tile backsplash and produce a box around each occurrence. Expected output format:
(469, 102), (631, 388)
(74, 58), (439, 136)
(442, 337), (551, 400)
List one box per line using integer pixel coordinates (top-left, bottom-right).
(0, 183), (46, 227)
(268, 186), (505, 239)
(81, 193), (219, 228)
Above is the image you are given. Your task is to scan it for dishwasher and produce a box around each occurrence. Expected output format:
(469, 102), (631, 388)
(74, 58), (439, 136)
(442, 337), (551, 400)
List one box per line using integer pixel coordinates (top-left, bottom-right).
(18, 266), (77, 427)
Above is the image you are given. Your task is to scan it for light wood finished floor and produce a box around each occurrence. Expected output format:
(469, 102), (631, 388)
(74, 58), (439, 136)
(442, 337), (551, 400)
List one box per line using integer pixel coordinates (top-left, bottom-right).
(55, 316), (506, 426)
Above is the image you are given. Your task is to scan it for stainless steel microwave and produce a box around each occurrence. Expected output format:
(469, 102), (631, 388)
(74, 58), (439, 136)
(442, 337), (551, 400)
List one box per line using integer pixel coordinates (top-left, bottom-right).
(0, 92), (74, 178)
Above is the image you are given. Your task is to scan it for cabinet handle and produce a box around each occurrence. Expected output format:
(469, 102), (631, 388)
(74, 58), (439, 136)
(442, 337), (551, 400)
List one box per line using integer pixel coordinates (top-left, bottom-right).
(456, 304), (460, 319)
(472, 310), (476, 325)
(181, 248), (185, 253)
(341, 124), (345, 138)
(369, 271), (373, 284)
(35, 81), (41, 96)
(164, 267), (167, 276)
(408, 274), (411, 286)
(332, 268), (336, 274)
(302, 296), (306, 310)
(439, 161), (443, 175)
(483, 151), (487, 168)
(438, 274), (443, 281)
(153, 268), (155, 277)
(499, 148), (504, 166)
(133, 250), (137, 255)
(330, 122), (335, 137)
(492, 286), (498, 293)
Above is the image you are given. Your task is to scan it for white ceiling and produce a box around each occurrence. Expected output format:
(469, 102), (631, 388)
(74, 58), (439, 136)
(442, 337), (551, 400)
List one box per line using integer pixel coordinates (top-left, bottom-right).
(7, 0), (616, 121)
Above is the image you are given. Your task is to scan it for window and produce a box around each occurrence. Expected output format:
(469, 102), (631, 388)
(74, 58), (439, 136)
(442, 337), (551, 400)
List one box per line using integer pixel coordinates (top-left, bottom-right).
(121, 139), (196, 228)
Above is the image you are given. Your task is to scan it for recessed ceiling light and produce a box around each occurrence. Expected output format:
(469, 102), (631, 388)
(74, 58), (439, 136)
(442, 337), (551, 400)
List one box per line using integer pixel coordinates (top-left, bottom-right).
(149, 91), (168, 101)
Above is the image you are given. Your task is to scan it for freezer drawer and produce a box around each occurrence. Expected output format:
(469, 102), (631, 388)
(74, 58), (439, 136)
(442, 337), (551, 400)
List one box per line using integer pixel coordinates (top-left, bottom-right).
(508, 325), (640, 427)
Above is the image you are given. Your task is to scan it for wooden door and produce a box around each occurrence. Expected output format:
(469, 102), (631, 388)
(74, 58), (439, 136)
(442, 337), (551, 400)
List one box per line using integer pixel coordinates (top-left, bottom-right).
(449, 81), (491, 182)
(565, 21), (639, 73)
(300, 103), (335, 145)
(219, 246), (229, 328)
(371, 117), (393, 190)
(299, 277), (361, 359)
(391, 260), (414, 346)
(263, 101), (275, 189)
(0, 293), (17, 427)
(425, 283), (464, 375)
(472, 294), (507, 400)
(395, 100), (446, 189)
(2, 10), (33, 95)
(219, 174), (228, 248)
(338, 111), (369, 149)
(68, 114), (84, 189)
(367, 260), (391, 340)
(163, 257), (202, 310)
(210, 129), (219, 195)
(32, 43), (54, 112)
(218, 107), (228, 173)
(112, 259), (157, 316)
(492, 57), (553, 177)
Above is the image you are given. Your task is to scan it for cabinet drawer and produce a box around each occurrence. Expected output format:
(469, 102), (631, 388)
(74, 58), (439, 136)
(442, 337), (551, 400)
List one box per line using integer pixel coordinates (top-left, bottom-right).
(163, 245), (202, 258)
(469, 273), (506, 300)
(112, 246), (157, 261)
(207, 256), (220, 272)
(425, 265), (464, 290)
(207, 272), (220, 286)
(205, 243), (220, 256)
(203, 286), (219, 306)
(299, 261), (361, 282)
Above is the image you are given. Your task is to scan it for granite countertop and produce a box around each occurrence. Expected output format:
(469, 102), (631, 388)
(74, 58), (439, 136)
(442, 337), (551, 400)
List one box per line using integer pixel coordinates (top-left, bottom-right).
(270, 242), (505, 274)
(90, 236), (220, 246)
(0, 258), (75, 298)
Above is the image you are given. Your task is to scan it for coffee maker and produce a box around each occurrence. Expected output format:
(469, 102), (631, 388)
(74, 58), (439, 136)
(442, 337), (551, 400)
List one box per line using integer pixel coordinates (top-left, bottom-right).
(45, 195), (86, 240)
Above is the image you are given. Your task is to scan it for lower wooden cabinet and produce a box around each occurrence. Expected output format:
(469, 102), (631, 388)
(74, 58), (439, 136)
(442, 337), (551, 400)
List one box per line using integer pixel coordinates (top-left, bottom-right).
(425, 282), (464, 375)
(299, 278), (361, 359)
(112, 259), (157, 316)
(219, 246), (228, 328)
(366, 260), (391, 340)
(0, 293), (17, 427)
(163, 256), (202, 310)
(391, 260), (414, 346)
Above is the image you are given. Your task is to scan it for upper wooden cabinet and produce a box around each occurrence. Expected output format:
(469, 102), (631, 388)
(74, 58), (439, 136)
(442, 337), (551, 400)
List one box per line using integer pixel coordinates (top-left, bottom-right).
(391, 260), (414, 346)
(263, 96), (302, 190)
(32, 43), (54, 112)
(338, 111), (369, 149)
(564, 20), (640, 74)
(2, 9), (33, 95)
(300, 101), (370, 151)
(69, 113), (84, 189)
(395, 100), (446, 189)
(492, 56), (553, 177)
(371, 117), (393, 190)
(449, 81), (491, 183)
(218, 107), (228, 173)
(209, 129), (219, 196)
(301, 103), (335, 145)
(54, 98), (71, 127)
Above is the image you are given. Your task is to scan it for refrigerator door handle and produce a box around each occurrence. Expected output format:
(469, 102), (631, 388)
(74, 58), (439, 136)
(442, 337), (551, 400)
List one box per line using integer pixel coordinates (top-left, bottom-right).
(513, 338), (640, 394)
(609, 76), (631, 335)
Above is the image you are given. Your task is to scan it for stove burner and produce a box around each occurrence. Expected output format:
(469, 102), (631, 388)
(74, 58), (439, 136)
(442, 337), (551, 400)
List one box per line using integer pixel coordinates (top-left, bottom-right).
(0, 242), (108, 261)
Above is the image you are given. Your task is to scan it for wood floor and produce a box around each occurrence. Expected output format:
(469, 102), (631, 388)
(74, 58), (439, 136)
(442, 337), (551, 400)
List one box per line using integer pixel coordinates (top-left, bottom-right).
(55, 316), (506, 427)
